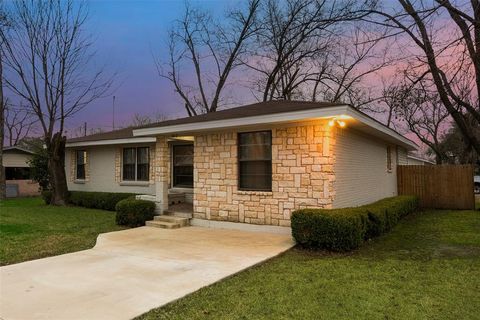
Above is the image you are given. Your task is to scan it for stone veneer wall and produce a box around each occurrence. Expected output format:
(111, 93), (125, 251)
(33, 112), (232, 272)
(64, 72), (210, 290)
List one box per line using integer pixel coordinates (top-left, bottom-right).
(154, 137), (170, 185)
(193, 121), (335, 227)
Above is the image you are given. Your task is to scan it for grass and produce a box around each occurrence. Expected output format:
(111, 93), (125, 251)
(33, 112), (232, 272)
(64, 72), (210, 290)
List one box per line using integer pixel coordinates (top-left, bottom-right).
(0, 197), (126, 265)
(138, 208), (480, 320)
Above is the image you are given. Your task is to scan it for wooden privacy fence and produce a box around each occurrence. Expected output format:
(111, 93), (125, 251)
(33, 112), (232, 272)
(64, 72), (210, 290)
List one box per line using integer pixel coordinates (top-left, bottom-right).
(397, 165), (475, 210)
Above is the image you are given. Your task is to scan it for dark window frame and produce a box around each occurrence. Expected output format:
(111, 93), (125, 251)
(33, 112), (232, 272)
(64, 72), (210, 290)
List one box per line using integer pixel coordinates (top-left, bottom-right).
(238, 130), (272, 192)
(76, 150), (87, 180)
(172, 144), (194, 188)
(122, 147), (150, 182)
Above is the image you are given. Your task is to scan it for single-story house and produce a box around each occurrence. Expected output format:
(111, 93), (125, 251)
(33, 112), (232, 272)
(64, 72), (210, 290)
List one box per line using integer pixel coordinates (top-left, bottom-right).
(65, 101), (417, 227)
(405, 154), (435, 165)
(3, 146), (40, 198)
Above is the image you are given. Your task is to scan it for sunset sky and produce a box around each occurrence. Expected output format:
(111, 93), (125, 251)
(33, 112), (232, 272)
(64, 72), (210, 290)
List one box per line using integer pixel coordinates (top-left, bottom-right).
(55, 0), (426, 154)
(67, 0), (237, 135)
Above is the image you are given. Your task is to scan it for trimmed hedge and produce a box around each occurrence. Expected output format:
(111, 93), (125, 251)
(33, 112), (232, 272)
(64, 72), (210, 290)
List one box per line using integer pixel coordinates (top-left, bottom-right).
(115, 198), (156, 227)
(69, 191), (135, 211)
(291, 196), (419, 252)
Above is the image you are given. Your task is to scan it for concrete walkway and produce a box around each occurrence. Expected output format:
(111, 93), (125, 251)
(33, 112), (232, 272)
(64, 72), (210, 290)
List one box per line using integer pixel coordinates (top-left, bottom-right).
(0, 226), (294, 320)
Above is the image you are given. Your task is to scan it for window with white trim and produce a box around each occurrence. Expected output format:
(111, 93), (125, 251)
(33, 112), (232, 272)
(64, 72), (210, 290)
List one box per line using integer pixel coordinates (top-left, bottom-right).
(76, 150), (87, 180)
(122, 147), (149, 181)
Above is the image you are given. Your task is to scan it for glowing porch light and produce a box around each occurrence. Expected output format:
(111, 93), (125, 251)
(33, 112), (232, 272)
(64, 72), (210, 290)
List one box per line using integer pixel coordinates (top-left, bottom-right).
(327, 116), (348, 128)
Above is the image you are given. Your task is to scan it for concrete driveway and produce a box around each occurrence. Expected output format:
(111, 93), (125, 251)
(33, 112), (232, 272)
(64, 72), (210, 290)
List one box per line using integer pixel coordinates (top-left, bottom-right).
(0, 226), (294, 320)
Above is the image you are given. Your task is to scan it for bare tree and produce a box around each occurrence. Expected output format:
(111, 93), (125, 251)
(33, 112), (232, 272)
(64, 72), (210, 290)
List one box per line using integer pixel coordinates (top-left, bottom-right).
(435, 115), (480, 164)
(246, 0), (335, 101)
(67, 124), (103, 139)
(4, 102), (35, 146)
(0, 53), (4, 200)
(245, 0), (376, 102)
(159, 0), (260, 116)
(309, 24), (391, 110)
(1, 0), (113, 205)
(382, 80), (450, 163)
(0, 3), (9, 200)
(364, 0), (480, 155)
(129, 112), (168, 127)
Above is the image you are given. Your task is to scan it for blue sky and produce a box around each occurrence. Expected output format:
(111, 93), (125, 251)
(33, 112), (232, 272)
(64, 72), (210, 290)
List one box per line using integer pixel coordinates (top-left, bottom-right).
(68, 0), (229, 134)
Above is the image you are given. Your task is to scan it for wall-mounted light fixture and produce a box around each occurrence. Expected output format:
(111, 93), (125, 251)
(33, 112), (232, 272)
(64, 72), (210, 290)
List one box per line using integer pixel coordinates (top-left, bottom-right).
(328, 115), (350, 128)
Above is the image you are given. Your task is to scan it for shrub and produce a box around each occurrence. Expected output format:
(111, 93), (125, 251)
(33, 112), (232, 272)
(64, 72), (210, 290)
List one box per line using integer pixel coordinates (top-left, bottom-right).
(69, 191), (135, 211)
(41, 190), (52, 205)
(364, 196), (419, 238)
(27, 145), (50, 191)
(115, 199), (156, 227)
(291, 208), (369, 251)
(291, 196), (419, 252)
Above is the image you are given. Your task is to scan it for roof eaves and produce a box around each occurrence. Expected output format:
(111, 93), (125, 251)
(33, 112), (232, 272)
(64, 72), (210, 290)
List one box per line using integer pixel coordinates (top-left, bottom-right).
(345, 107), (418, 151)
(407, 154), (436, 164)
(132, 105), (350, 136)
(2, 146), (35, 154)
(66, 136), (156, 147)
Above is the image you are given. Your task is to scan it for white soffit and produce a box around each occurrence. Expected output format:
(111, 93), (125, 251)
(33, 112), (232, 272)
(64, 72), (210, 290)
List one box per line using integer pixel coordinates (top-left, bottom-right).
(66, 137), (156, 148)
(345, 108), (417, 151)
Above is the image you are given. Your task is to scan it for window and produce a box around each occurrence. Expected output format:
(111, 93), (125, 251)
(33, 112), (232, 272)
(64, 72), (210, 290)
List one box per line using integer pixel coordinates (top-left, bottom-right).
(122, 147), (149, 181)
(238, 131), (272, 191)
(387, 146), (392, 171)
(173, 144), (193, 187)
(5, 167), (31, 180)
(76, 150), (87, 180)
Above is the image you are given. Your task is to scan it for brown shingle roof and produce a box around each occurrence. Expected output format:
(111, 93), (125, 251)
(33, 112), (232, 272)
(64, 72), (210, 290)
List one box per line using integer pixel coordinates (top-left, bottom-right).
(68, 101), (344, 143)
(67, 127), (135, 143)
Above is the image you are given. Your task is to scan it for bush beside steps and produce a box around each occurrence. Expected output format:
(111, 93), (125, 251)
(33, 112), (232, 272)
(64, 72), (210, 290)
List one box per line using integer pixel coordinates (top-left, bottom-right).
(69, 191), (136, 211)
(115, 198), (156, 227)
(291, 195), (419, 252)
(41, 190), (136, 211)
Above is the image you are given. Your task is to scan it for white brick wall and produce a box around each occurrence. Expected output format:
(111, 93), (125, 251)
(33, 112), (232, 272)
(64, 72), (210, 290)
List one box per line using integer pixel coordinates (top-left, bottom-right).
(66, 144), (156, 194)
(397, 146), (408, 165)
(332, 127), (397, 208)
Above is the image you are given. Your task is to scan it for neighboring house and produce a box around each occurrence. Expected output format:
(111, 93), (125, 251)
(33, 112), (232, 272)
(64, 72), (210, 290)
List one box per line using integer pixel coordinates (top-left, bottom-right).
(3, 146), (40, 198)
(65, 101), (417, 228)
(405, 154), (435, 165)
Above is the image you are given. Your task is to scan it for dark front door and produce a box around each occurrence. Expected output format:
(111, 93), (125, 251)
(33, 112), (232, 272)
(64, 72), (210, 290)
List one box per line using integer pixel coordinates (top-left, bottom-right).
(172, 144), (194, 188)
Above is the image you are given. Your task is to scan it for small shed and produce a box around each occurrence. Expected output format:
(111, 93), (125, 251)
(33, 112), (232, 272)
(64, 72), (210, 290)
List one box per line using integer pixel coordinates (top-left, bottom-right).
(3, 146), (40, 197)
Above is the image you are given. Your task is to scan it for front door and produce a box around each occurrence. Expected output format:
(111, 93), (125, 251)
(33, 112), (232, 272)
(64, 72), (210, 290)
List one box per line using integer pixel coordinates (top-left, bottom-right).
(172, 144), (194, 188)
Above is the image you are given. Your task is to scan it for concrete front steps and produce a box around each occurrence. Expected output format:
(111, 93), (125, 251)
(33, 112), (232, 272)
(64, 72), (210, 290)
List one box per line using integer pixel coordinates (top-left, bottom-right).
(146, 215), (190, 229)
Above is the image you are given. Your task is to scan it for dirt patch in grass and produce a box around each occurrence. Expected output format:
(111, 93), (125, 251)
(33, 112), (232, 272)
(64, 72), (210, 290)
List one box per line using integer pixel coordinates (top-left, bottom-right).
(434, 245), (480, 258)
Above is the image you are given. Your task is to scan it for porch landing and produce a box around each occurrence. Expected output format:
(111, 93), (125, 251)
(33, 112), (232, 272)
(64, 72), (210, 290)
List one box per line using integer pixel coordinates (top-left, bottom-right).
(167, 202), (193, 216)
(145, 203), (194, 229)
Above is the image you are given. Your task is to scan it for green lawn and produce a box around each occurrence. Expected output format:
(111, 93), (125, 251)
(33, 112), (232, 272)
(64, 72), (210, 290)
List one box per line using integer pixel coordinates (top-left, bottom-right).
(0, 197), (125, 265)
(138, 208), (480, 320)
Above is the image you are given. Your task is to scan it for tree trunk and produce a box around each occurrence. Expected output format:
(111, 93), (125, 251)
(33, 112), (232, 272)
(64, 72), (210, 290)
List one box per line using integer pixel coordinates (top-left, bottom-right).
(47, 133), (69, 205)
(435, 153), (443, 165)
(0, 51), (5, 200)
